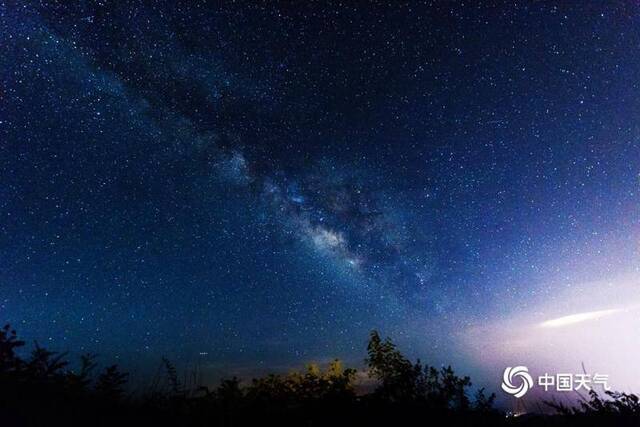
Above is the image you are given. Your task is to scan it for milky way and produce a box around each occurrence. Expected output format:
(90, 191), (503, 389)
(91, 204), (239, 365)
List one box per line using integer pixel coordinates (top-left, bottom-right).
(2, 2), (639, 394)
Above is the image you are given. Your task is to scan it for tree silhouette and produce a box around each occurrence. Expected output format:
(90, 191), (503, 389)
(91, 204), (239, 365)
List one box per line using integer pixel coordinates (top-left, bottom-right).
(95, 364), (129, 401)
(0, 324), (25, 373)
(366, 330), (419, 401)
(365, 330), (477, 411)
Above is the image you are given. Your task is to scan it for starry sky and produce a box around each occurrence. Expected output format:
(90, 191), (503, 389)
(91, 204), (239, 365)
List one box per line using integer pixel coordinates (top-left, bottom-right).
(2, 2), (640, 393)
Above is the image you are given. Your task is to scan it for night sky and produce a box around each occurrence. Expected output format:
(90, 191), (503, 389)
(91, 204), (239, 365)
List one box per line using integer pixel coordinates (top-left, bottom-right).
(2, 2), (639, 393)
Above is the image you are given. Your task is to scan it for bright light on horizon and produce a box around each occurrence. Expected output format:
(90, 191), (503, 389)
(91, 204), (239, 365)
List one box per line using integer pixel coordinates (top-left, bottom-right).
(462, 273), (640, 399)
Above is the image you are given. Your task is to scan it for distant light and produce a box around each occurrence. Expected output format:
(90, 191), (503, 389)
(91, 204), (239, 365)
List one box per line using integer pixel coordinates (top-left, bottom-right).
(539, 308), (622, 328)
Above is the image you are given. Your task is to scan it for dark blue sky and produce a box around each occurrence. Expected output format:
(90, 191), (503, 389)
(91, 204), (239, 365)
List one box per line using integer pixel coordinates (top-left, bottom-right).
(2, 2), (639, 390)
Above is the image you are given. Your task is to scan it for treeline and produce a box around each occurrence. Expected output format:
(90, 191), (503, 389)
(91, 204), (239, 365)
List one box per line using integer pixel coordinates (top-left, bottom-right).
(1, 324), (638, 426)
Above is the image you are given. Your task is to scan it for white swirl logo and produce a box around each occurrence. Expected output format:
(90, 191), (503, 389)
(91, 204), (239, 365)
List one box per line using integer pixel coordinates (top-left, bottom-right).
(501, 366), (533, 398)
